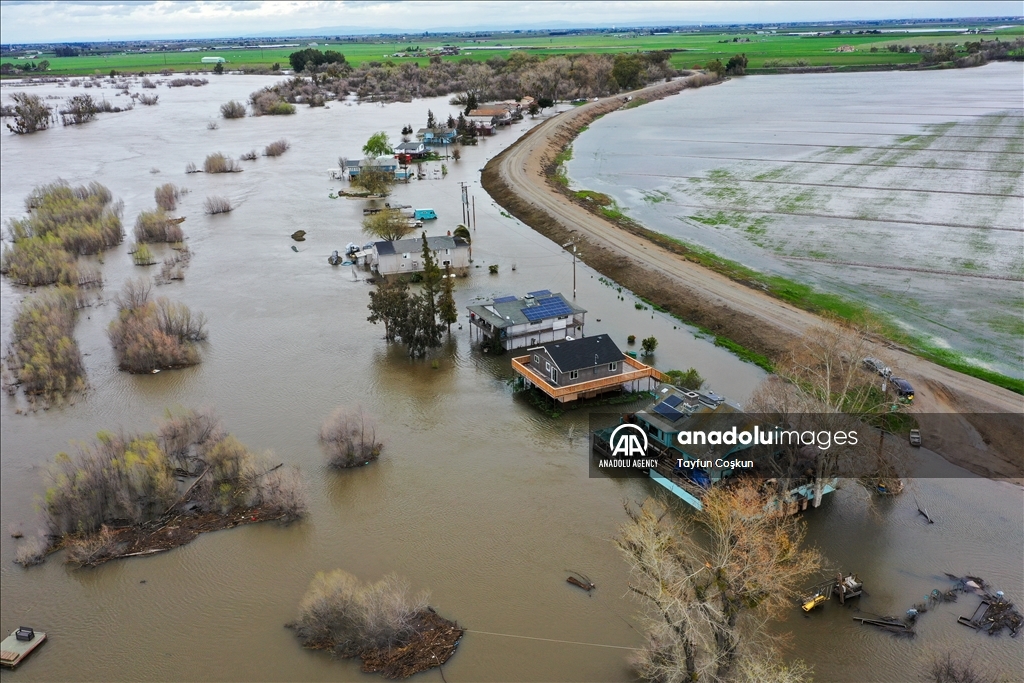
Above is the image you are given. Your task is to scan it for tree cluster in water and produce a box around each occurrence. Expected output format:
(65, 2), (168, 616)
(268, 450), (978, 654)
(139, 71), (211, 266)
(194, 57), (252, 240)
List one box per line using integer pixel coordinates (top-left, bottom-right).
(367, 234), (458, 358)
(251, 49), (679, 105)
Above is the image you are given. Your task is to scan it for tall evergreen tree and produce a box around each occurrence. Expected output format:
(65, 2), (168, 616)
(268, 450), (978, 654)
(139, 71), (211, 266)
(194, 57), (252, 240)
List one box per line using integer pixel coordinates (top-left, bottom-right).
(367, 279), (410, 342)
(437, 266), (458, 334)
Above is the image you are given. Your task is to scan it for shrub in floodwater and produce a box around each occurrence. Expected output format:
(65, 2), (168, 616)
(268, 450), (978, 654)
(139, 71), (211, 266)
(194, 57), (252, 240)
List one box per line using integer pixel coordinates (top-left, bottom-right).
(134, 209), (184, 243)
(59, 94), (99, 125)
(154, 183), (181, 211)
(5, 92), (52, 134)
(132, 243), (156, 266)
(220, 100), (246, 118)
(319, 407), (383, 468)
(240, 149), (258, 161)
(264, 139), (290, 157)
(3, 287), (86, 399)
(168, 77), (208, 87)
(203, 152), (240, 173)
(250, 89), (296, 116)
(665, 367), (706, 390)
(204, 195), (233, 214)
(137, 93), (159, 105)
(14, 534), (50, 567)
(0, 234), (79, 286)
(291, 570), (429, 656)
(7, 180), (123, 256)
(141, 77), (156, 89)
(108, 278), (207, 373)
(185, 161), (198, 174)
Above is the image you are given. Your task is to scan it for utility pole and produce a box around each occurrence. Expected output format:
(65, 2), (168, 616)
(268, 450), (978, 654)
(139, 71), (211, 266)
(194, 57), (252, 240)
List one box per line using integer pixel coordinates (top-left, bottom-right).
(562, 237), (579, 299)
(472, 195), (476, 231)
(459, 182), (469, 227)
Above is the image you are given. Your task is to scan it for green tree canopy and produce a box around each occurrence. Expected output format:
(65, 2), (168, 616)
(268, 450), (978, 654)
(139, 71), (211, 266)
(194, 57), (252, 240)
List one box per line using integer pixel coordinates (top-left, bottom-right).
(362, 131), (393, 157)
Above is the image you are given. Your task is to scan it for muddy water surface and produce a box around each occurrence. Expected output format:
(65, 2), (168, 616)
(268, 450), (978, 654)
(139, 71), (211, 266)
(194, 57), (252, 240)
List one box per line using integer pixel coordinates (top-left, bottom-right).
(0, 75), (1020, 682)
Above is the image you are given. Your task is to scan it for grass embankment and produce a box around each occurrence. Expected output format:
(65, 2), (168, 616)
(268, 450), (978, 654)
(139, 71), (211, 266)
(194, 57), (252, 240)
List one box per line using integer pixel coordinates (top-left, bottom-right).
(14, 409), (306, 568)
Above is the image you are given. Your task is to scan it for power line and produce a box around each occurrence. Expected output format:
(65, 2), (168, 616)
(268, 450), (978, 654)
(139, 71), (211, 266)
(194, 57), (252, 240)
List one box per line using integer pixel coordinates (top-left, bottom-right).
(463, 629), (642, 651)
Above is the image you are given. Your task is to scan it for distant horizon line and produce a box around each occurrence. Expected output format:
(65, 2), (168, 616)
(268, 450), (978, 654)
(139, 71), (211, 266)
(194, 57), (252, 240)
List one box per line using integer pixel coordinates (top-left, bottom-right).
(2, 15), (1022, 47)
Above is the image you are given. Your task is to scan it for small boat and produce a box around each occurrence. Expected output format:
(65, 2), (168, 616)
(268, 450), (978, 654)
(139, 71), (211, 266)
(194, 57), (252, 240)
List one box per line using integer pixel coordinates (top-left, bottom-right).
(1, 627), (47, 669)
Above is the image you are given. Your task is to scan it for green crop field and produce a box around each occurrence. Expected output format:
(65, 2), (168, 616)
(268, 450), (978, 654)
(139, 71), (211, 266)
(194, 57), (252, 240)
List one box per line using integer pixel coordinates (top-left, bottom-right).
(4, 24), (1021, 77)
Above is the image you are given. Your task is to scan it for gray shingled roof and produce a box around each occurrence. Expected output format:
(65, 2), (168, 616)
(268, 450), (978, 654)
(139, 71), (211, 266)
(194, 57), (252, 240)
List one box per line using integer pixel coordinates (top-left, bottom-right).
(537, 334), (622, 372)
(374, 235), (464, 256)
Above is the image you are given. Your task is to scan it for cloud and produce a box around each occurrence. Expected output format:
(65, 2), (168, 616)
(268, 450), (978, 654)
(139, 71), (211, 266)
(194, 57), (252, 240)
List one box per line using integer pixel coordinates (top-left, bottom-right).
(1, 1), (1021, 43)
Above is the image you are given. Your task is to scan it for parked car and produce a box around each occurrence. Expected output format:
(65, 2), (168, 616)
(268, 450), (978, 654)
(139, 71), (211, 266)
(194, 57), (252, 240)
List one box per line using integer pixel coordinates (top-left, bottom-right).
(863, 357), (891, 376)
(890, 377), (915, 402)
(909, 429), (922, 447)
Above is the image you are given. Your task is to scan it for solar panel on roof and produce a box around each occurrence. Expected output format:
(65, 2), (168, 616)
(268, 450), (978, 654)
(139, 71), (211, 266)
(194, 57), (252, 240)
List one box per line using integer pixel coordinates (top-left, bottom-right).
(652, 402), (684, 421)
(663, 395), (683, 408)
(522, 296), (573, 322)
(527, 289), (552, 297)
(493, 295), (518, 304)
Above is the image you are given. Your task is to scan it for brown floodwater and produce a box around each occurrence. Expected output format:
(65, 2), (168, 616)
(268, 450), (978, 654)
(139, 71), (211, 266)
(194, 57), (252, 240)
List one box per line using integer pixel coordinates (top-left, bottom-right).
(1, 75), (1020, 682)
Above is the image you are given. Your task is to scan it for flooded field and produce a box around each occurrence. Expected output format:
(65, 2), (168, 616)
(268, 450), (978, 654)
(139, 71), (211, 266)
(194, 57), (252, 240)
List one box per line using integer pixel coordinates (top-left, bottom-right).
(566, 63), (1024, 379)
(1, 75), (1021, 682)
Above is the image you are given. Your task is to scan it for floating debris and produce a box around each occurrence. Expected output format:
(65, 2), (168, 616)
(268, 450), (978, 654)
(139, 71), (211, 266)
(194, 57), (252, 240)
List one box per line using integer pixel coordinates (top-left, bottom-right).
(291, 230), (306, 241)
(328, 250), (342, 266)
(1, 627), (47, 669)
(566, 570), (596, 592)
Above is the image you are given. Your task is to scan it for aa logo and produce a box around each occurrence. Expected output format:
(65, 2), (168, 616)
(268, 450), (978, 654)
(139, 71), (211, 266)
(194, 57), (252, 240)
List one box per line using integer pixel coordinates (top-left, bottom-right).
(609, 423), (648, 457)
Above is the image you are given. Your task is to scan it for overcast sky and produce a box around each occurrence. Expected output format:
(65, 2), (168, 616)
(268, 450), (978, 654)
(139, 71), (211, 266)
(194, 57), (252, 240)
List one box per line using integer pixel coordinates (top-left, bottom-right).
(1, 1), (1021, 44)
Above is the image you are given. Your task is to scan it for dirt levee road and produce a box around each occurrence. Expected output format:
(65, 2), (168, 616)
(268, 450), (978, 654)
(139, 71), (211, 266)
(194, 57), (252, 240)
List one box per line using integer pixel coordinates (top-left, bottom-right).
(482, 75), (1023, 480)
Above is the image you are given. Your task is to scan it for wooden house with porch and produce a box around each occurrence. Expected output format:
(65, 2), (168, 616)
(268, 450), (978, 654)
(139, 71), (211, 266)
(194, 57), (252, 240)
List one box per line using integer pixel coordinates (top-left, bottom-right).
(416, 127), (457, 146)
(512, 334), (664, 403)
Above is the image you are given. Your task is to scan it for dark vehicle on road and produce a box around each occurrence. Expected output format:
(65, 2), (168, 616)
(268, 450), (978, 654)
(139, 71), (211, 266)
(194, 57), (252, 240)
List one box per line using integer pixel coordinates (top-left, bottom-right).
(890, 377), (915, 402)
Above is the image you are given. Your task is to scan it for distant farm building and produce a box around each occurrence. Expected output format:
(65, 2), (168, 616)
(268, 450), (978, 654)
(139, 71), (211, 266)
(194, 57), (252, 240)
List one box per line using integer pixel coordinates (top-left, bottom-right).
(201, 56), (226, 64)
(468, 291), (586, 351)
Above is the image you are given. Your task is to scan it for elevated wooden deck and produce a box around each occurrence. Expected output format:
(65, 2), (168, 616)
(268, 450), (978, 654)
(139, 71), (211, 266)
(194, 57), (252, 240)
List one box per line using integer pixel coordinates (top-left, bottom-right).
(512, 355), (665, 402)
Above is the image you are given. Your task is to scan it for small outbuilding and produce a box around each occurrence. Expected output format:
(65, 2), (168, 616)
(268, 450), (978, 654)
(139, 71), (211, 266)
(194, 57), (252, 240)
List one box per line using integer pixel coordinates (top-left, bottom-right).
(200, 56), (226, 64)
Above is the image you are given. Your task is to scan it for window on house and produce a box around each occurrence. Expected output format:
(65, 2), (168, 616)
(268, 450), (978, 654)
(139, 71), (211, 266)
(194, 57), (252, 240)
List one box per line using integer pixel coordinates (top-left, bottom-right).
(609, 362), (617, 371)
(533, 354), (541, 365)
(443, 260), (451, 267)
(570, 370), (579, 380)
(545, 362), (551, 372)
(403, 253), (409, 259)
(413, 261), (419, 268)
(445, 249), (450, 255)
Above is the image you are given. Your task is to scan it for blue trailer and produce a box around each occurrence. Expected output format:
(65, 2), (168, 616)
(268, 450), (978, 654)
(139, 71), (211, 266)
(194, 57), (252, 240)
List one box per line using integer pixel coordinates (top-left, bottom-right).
(414, 208), (437, 220)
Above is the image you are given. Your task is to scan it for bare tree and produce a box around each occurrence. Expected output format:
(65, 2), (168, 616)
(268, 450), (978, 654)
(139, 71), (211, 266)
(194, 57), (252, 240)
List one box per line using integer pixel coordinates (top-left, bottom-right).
(749, 318), (909, 506)
(291, 570), (429, 656)
(617, 484), (822, 682)
(319, 406), (383, 467)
